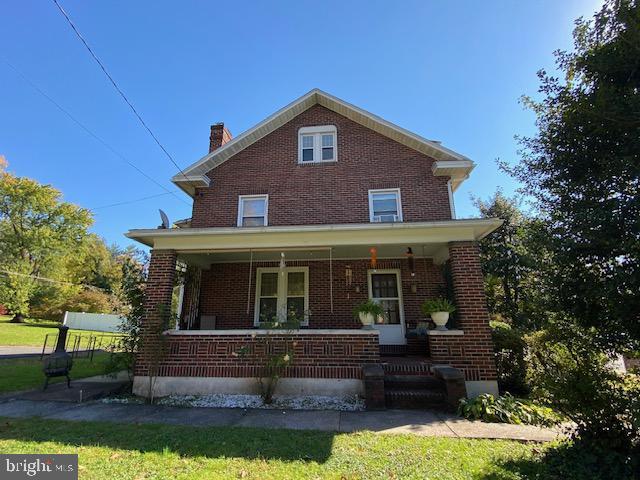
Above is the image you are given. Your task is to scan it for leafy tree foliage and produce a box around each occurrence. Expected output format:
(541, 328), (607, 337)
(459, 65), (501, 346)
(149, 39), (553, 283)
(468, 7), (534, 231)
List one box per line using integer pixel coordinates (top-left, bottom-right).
(475, 191), (551, 330)
(0, 161), (92, 321)
(495, 0), (640, 465)
(527, 320), (639, 472)
(505, 0), (640, 349)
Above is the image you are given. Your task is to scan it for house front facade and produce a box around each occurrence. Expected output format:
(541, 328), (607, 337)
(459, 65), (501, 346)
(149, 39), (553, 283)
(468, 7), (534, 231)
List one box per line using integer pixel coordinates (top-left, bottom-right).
(127, 89), (501, 402)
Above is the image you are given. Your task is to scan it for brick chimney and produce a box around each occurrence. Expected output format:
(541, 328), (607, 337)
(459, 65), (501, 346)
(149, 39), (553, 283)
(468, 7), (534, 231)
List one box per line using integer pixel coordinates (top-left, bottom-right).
(209, 123), (232, 153)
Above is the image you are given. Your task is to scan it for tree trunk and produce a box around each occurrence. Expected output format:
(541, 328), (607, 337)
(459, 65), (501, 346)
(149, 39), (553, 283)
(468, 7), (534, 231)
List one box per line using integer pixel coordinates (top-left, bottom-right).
(10, 313), (25, 323)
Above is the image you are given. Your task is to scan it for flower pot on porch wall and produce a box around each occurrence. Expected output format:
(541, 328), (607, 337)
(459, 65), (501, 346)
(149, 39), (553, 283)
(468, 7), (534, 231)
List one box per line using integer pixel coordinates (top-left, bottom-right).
(430, 312), (450, 331)
(359, 312), (375, 328)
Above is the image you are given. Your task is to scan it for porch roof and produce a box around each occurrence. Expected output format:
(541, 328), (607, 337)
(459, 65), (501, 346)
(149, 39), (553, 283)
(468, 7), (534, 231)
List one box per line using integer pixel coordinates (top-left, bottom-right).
(126, 218), (501, 263)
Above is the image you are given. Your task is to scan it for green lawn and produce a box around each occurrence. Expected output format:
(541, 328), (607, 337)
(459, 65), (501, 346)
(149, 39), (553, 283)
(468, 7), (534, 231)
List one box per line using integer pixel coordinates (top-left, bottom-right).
(0, 315), (109, 346)
(0, 353), (118, 393)
(0, 417), (572, 480)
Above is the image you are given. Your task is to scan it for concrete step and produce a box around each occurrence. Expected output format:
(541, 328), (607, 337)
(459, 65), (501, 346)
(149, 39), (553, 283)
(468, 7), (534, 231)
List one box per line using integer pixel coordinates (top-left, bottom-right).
(385, 388), (446, 409)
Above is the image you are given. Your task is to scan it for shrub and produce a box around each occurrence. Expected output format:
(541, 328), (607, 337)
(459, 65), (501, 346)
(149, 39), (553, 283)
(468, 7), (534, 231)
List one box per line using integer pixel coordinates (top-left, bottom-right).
(490, 320), (529, 395)
(458, 393), (561, 426)
(420, 297), (456, 315)
(526, 320), (640, 467)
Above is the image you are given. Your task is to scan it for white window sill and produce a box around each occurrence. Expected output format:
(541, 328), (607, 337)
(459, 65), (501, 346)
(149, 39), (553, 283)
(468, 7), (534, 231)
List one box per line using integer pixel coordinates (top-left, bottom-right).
(297, 160), (338, 166)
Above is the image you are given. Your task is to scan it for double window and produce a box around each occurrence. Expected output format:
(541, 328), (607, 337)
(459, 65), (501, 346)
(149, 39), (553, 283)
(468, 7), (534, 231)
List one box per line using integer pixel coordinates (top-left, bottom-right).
(298, 126), (337, 164)
(237, 195), (268, 227)
(255, 267), (309, 325)
(368, 188), (402, 223)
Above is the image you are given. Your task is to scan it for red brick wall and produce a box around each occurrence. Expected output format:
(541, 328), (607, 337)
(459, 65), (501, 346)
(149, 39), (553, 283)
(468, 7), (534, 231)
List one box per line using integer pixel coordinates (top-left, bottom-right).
(191, 105), (452, 228)
(136, 332), (380, 379)
(137, 249), (177, 374)
(197, 258), (445, 330)
(428, 242), (497, 381)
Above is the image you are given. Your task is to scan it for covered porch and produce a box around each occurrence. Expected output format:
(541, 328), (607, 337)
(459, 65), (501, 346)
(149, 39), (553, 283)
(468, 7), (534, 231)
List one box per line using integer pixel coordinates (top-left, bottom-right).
(127, 219), (501, 397)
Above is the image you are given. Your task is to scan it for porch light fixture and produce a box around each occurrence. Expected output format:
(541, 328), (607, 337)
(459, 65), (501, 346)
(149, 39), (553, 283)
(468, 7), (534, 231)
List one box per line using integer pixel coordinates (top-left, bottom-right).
(345, 265), (353, 287)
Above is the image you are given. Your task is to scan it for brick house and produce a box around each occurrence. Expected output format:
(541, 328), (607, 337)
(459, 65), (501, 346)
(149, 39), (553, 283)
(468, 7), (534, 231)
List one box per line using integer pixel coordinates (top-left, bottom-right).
(126, 89), (501, 404)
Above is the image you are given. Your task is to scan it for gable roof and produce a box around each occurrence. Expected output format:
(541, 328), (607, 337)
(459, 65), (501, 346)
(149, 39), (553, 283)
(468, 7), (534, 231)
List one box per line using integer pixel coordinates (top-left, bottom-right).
(173, 88), (475, 196)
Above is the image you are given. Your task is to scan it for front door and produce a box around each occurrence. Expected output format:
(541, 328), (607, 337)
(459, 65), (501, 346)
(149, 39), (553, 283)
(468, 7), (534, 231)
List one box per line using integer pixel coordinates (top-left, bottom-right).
(368, 270), (405, 345)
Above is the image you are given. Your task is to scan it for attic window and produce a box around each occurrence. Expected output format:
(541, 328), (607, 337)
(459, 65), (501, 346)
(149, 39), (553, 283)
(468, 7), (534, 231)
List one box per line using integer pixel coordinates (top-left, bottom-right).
(298, 126), (337, 164)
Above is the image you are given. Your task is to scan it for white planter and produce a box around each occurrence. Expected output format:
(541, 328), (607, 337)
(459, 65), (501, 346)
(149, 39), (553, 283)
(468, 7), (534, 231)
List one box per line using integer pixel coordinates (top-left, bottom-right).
(358, 312), (375, 328)
(430, 312), (450, 330)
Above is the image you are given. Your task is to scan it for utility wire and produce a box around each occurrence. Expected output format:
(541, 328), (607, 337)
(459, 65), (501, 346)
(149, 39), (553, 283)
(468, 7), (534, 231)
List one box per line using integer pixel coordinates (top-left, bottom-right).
(2, 58), (189, 207)
(89, 192), (172, 211)
(0, 269), (111, 293)
(51, 0), (193, 185)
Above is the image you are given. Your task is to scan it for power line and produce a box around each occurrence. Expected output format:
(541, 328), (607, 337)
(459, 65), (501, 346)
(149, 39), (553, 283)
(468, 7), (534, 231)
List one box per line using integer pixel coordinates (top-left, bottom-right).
(51, 0), (193, 185)
(89, 192), (172, 211)
(0, 269), (111, 293)
(2, 58), (189, 207)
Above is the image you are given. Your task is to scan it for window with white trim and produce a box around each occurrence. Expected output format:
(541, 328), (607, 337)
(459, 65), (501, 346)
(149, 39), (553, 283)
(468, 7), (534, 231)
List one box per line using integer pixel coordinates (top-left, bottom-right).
(368, 188), (403, 223)
(237, 195), (268, 227)
(298, 126), (337, 163)
(254, 267), (309, 325)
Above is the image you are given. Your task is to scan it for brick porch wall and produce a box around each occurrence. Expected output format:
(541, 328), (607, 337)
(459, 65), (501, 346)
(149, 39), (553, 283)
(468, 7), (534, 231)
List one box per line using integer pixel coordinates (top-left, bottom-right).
(197, 257), (445, 330)
(428, 241), (497, 382)
(136, 332), (380, 379)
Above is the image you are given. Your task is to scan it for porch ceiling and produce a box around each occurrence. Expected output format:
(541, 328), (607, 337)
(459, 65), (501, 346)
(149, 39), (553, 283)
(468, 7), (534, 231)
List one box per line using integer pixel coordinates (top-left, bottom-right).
(177, 243), (450, 267)
(126, 218), (502, 265)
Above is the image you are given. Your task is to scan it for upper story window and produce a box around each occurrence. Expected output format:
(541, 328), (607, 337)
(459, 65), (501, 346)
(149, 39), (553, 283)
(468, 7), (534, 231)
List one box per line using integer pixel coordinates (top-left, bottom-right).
(369, 188), (403, 223)
(237, 195), (268, 227)
(298, 126), (337, 164)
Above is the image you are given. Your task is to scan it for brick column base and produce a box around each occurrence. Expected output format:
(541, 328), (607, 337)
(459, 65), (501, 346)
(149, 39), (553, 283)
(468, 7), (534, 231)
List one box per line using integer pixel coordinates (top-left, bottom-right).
(427, 242), (498, 396)
(135, 249), (177, 376)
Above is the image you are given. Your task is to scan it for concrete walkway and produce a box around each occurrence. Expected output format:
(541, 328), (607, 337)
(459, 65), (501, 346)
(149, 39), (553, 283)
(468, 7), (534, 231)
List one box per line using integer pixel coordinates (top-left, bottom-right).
(0, 397), (561, 442)
(0, 346), (47, 358)
(0, 346), (98, 359)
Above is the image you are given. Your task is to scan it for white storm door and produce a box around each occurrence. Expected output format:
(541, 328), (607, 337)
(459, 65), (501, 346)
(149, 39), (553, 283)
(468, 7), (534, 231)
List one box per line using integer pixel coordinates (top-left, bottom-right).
(368, 270), (406, 345)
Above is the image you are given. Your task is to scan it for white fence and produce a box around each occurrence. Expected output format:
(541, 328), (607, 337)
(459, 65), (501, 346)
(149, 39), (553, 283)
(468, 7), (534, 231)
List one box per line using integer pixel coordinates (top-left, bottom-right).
(63, 311), (125, 333)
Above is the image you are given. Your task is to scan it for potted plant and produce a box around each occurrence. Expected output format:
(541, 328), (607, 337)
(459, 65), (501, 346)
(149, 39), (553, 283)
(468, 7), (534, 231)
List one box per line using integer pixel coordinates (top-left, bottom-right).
(421, 298), (456, 330)
(353, 300), (385, 328)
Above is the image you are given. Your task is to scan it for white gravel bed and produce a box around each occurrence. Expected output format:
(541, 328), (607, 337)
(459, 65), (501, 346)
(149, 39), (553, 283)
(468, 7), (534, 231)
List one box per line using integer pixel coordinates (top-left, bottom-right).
(102, 393), (365, 411)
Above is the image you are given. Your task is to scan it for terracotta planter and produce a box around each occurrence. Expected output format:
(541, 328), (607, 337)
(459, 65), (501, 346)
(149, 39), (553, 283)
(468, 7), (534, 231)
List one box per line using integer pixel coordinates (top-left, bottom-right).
(430, 311), (450, 330)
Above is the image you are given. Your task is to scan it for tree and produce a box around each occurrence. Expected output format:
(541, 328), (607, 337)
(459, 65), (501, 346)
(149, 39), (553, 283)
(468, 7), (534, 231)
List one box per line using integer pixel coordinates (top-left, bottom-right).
(0, 161), (92, 321)
(474, 190), (551, 330)
(505, 0), (640, 350)
(503, 0), (640, 466)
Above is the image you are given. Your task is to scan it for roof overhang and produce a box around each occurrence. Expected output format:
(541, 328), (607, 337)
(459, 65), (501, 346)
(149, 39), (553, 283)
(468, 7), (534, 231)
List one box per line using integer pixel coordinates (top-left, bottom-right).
(432, 160), (475, 191)
(125, 218), (502, 254)
(172, 175), (210, 196)
(173, 89), (476, 196)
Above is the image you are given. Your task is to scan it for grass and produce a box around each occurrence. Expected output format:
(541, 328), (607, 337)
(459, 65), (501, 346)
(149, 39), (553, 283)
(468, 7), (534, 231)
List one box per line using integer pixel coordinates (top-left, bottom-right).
(0, 416), (566, 480)
(0, 315), (110, 346)
(0, 353), (118, 393)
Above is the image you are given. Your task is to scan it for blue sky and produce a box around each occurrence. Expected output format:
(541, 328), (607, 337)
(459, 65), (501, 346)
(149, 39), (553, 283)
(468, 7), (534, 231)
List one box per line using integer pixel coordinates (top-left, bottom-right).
(1, 0), (602, 248)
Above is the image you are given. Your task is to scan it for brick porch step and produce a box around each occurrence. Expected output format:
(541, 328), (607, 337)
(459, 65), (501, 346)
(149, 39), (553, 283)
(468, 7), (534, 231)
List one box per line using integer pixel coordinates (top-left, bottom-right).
(384, 388), (446, 409)
(381, 360), (433, 376)
(383, 368), (447, 409)
(384, 374), (443, 390)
